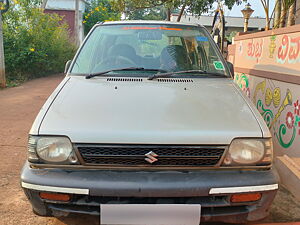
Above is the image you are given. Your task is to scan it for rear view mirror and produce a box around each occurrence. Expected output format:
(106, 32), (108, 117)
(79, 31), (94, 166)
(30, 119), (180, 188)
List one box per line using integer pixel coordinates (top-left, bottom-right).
(227, 61), (234, 77)
(64, 60), (72, 74)
(138, 30), (162, 40)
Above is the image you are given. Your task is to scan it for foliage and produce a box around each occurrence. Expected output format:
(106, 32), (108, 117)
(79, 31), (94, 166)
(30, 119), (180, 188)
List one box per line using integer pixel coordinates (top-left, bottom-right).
(273, 0), (297, 28)
(128, 6), (167, 20)
(83, 0), (120, 34)
(226, 31), (237, 43)
(2, 0), (76, 84)
(281, 0), (296, 10)
(111, 0), (245, 20)
(281, 0), (296, 26)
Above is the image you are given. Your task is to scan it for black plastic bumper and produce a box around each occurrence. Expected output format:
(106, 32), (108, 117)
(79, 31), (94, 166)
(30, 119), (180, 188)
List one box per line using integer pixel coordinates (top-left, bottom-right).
(21, 162), (279, 223)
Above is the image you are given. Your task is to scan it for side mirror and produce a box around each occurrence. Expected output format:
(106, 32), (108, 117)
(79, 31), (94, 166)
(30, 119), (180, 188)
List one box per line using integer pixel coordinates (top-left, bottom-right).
(64, 60), (72, 74)
(227, 61), (234, 77)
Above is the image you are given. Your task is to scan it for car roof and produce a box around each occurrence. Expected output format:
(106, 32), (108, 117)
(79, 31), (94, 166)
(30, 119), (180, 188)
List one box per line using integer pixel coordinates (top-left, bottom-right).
(100, 20), (204, 28)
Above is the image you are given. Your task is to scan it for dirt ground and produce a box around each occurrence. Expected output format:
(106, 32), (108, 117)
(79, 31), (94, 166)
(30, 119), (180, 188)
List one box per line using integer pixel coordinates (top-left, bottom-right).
(0, 75), (299, 225)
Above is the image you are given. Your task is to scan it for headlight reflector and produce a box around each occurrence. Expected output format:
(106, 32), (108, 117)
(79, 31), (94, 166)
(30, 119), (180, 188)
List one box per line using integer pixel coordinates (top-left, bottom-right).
(37, 137), (73, 162)
(27, 136), (78, 164)
(223, 139), (273, 166)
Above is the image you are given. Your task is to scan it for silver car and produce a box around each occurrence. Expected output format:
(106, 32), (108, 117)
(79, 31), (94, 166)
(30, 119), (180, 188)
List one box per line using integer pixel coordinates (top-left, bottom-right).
(21, 21), (278, 224)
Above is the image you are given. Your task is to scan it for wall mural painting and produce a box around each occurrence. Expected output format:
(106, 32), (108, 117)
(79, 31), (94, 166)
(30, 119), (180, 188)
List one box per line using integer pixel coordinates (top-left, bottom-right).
(235, 73), (300, 149)
(238, 33), (300, 67)
(269, 35), (276, 58)
(238, 41), (243, 56)
(247, 39), (264, 63)
(235, 73), (250, 97)
(276, 34), (300, 64)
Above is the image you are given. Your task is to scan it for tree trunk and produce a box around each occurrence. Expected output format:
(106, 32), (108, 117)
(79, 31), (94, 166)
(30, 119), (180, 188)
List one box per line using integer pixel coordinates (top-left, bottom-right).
(166, 8), (171, 21)
(74, 0), (80, 46)
(274, 0), (281, 28)
(264, 7), (270, 30)
(280, 1), (287, 27)
(177, 4), (186, 22)
(41, 0), (48, 9)
(0, 12), (6, 88)
(287, 1), (296, 26)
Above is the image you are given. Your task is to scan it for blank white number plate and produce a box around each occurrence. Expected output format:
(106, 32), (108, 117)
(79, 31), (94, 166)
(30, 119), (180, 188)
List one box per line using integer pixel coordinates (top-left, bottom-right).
(100, 204), (201, 225)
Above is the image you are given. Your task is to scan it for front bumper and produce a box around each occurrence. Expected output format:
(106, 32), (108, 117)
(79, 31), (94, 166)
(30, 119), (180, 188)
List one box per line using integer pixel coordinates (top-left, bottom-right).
(21, 162), (279, 223)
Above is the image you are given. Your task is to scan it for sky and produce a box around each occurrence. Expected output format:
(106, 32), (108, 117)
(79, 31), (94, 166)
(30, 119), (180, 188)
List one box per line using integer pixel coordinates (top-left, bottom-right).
(210, 0), (276, 18)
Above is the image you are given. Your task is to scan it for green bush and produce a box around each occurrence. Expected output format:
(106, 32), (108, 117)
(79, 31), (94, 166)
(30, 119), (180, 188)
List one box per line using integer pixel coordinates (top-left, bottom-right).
(2, 0), (76, 85)
(83, 0), (120, 35)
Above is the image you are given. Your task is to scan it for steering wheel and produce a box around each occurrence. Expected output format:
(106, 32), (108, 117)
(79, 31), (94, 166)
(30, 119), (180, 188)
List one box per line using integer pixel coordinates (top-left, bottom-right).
(101, 56), (137, 68)
(92, 56), (138, 73)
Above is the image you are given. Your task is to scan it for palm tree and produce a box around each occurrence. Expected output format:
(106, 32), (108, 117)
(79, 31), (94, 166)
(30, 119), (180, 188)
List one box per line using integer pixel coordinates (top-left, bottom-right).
(280, 0), (296, 27)
(261, 0), (271, 30)
(287, 1), (296, 26)
(274, 0), (281, 28)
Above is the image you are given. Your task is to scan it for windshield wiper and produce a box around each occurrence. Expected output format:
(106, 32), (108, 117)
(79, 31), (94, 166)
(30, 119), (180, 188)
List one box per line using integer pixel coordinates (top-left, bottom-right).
(85, 67), (167, 79)
(147, 70), (227, 80)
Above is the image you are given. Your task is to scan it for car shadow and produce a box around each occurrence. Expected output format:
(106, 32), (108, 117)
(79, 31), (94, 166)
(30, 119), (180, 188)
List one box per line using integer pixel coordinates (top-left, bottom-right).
(57, 215), (240, 225)
(57, 215), (100, 225)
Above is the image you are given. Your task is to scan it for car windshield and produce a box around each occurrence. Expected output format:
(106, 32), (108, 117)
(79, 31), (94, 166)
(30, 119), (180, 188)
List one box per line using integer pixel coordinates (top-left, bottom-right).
(71, 24), (229, 77)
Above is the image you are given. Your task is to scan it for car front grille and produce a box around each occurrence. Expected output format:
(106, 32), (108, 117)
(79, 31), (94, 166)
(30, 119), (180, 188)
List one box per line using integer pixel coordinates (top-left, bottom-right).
(75, 144), (226, 167)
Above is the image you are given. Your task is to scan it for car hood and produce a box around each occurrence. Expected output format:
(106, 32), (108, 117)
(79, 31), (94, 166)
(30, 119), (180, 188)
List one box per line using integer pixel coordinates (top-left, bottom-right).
(38, 76), (263, 144)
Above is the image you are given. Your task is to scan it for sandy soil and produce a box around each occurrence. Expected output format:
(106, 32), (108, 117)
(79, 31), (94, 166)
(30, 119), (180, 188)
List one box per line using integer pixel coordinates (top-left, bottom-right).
(0, 75), (299, 225)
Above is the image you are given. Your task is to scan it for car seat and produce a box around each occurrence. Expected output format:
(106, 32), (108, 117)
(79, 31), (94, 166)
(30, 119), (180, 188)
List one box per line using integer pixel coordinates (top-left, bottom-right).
(160, 45), (191, 71)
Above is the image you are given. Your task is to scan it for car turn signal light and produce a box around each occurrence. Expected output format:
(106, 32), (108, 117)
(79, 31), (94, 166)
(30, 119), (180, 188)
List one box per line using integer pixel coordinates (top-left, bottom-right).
(39, 192), (71, 202)
(230, 193), (262, 203)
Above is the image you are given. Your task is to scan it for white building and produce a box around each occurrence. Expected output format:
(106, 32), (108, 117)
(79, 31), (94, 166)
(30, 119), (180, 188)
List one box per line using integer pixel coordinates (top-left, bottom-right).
(171, 14), (269, 36)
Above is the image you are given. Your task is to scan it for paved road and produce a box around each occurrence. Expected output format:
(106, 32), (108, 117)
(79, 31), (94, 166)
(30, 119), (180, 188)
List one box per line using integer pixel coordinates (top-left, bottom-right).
(0, 75), (299, 225)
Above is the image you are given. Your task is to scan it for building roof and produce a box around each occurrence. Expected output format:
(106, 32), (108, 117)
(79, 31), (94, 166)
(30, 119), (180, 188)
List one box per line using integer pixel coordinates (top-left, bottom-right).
(102, 20), (204, 27)
(172, 15), (269, 30)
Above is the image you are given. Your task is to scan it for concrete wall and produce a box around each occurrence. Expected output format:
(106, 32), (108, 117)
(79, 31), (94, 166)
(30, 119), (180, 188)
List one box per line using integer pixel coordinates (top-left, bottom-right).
(228, 25), (300, 198)
(230, 25), (300, 158)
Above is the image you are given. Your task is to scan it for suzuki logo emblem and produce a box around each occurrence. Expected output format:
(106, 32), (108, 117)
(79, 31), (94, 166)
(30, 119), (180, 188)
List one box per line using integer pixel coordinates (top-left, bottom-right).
(145, 151), (158, 164)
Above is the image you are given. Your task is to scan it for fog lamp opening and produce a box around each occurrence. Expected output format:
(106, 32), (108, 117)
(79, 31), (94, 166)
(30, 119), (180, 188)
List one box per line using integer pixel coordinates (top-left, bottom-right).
(230, 193), (262, 203)
(39, 192), (71, 202)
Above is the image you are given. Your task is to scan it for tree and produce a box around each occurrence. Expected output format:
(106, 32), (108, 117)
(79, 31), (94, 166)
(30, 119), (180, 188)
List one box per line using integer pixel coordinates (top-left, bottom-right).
(128, 6), (167, 20)
(0, 0), (10, 88)
(176, 0), (245, 22)
(279, 0), (296, 27)
(111, 0), (245, 22)
(274, 0), (281, 28)
(41, 0), (48, 9)
(260, 0), (270, 30)
(2, 0), (75, 85)
(83, 0), (120, 34)
(226, 31), (237, 43)
(287, 1), (296, 26)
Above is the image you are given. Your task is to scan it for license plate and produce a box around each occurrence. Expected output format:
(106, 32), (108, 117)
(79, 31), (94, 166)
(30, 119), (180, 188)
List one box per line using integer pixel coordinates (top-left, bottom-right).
(100, 204), (201, 225)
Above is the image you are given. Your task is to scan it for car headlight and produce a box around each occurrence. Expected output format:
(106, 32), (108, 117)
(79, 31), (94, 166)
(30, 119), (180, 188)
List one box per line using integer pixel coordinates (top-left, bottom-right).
(27, 136), (78, 164)
(222, 138), (273, 166)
